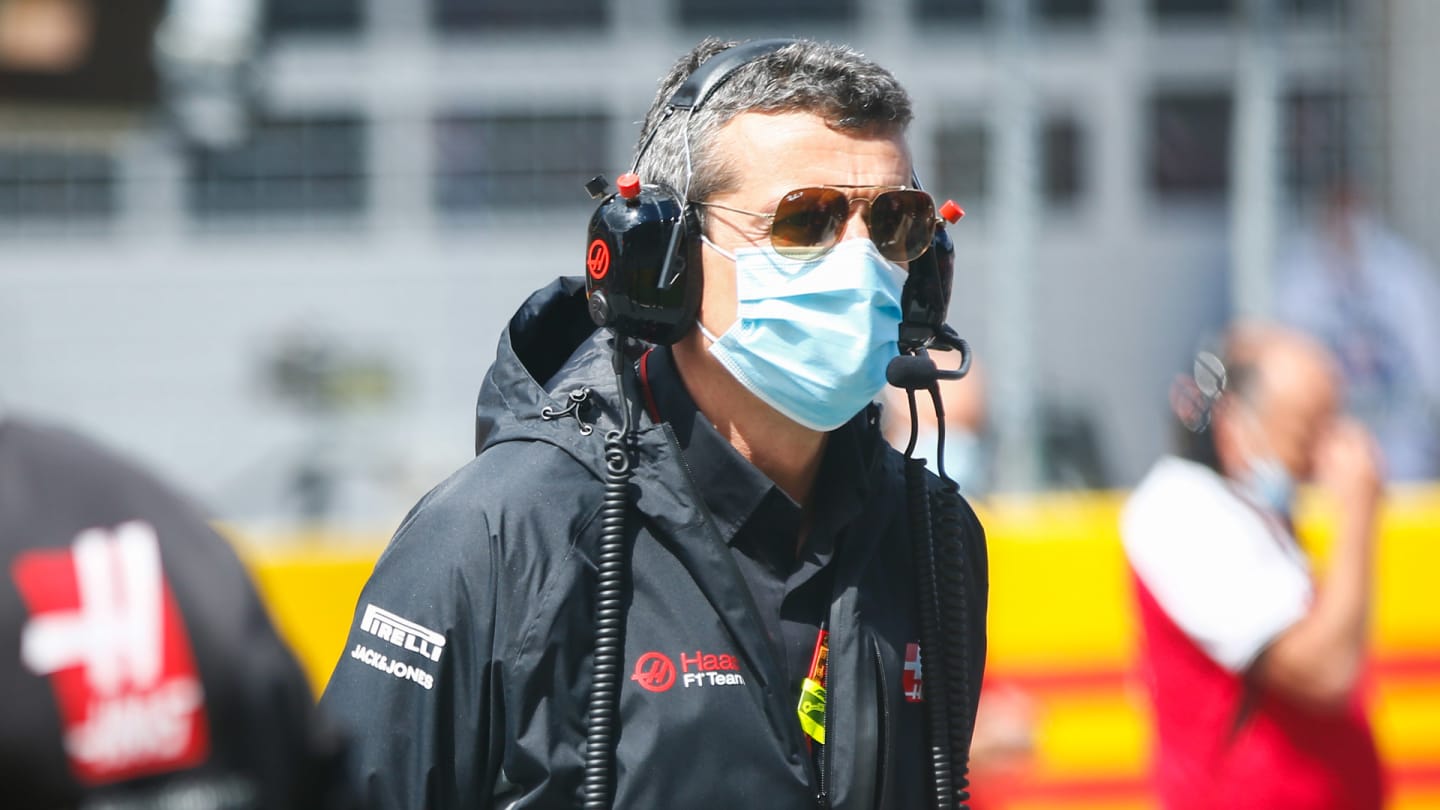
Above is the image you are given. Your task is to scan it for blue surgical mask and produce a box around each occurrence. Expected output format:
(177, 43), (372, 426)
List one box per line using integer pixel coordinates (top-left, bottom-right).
(1232, 405), (1298, 517)
(697, 236), (907, 431)
(1242, 456), (1296, 517)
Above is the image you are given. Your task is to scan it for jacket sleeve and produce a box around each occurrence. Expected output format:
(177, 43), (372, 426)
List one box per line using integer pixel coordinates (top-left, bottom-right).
(319, 479), (503, 810)
(937, 481), (989, 752)
(959, 492), (989, 742)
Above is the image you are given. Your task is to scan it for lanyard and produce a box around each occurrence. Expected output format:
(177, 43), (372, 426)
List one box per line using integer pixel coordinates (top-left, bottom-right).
(798, 625), (829, 745)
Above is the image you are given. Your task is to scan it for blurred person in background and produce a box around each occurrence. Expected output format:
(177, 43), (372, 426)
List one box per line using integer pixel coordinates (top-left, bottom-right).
(320, 36), (987, 810)
(1276, 182), (1440, 481)
(0, 412), (359, 810)
(1122, 324), (1385, 810)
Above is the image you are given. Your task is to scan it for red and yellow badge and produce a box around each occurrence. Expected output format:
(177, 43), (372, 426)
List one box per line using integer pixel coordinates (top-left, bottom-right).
(797, 628), (829, 744)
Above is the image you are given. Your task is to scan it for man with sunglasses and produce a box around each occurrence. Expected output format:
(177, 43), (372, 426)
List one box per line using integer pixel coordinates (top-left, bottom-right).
(322, 37), (988, 810)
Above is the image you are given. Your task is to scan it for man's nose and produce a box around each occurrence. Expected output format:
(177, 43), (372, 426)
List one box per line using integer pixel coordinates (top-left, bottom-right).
(842, 197), (872, 241)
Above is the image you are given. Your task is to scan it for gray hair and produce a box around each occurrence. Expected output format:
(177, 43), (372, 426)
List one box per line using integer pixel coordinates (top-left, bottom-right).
(633, 38), (913, 207)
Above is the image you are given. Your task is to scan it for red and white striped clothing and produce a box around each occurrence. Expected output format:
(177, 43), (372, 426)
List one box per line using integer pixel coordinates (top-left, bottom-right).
(1122, 456), (1384, 810)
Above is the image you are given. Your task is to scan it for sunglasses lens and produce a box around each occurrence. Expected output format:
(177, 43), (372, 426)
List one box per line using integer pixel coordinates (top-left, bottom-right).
(870, 190), (936, 263)
(770, 187), (848, 260)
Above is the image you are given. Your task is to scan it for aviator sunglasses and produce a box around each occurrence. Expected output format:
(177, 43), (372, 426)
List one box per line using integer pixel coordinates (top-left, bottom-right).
(695, 185), (952, 264)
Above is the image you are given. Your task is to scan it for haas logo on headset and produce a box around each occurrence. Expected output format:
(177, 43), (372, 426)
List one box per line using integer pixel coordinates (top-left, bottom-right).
(586, 239), (611, 280)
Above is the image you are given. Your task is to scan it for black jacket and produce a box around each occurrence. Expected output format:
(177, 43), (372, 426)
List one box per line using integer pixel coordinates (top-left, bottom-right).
(321, 278), (988, 809)
(0, 417), (357, 810)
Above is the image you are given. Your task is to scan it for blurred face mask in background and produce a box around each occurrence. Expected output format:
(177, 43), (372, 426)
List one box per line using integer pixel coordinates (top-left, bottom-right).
(1241, 455), (1297, 517)
(1230, 402), (1298, 517)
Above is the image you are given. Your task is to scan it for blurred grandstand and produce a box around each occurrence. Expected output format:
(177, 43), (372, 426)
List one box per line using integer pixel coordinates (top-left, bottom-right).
(3, 1), (1438, 807)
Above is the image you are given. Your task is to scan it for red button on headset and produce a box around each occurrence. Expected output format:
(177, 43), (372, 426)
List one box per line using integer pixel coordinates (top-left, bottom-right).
(617, 173), (642, 199)
(939, 199), (965, 224)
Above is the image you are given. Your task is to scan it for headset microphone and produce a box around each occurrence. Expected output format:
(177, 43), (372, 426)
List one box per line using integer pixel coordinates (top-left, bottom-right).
(899, 199), (963, 353)
(887, 339), (973, 392)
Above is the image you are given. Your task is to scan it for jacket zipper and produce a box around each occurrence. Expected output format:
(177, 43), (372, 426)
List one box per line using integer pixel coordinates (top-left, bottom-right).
(872, 637), (892, 809)
(816, 741), (828, 808)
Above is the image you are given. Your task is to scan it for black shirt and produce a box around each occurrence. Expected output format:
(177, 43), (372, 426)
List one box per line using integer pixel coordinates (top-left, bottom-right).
(638, 347), (871, 695)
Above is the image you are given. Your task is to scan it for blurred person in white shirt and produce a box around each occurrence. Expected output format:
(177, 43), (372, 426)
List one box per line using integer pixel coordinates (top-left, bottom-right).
(1122, 323), (1385, 810)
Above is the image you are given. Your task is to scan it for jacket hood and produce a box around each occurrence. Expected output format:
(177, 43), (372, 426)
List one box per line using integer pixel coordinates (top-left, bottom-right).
(475, 276), (633, 477)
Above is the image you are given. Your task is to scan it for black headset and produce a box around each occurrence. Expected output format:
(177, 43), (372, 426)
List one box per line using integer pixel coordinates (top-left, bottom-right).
(582, 37), (957, 350)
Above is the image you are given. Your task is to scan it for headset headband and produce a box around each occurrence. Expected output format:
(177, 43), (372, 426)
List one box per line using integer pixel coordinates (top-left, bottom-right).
(668, 38), (797, 111)
(628, 38), (797, 172)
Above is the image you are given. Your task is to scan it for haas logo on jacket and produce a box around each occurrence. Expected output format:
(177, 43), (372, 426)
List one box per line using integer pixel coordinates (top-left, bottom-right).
(904, 642), (924, 703)
(11, 521), (210, 784)
(631, 649), (747, 693)
(630, 652), (677, 692)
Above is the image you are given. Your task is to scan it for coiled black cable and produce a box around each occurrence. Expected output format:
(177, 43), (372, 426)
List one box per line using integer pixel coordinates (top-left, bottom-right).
(931, 480), (975, 806)
(914, 372), (977, 806)
(581, 340), (636, 810)
(905, 451), (957, 810)
(894, 347), (977, 810)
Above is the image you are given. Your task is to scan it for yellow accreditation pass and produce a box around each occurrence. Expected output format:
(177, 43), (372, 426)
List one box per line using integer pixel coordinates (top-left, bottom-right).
(798, 628), (829, 744)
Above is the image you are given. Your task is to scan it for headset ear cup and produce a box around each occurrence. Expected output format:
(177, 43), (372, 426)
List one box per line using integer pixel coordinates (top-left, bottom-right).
(898, 226), (955, 351)
(934, 225), (955, 314)
(676, 202), (703, 333)
(585, 182), (699, 345)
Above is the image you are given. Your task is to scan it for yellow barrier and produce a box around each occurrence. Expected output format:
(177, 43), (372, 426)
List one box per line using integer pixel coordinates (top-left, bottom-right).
(965, 487), (1440, 808)
(229, 485), (1440, 810)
